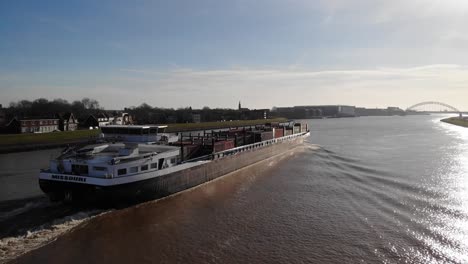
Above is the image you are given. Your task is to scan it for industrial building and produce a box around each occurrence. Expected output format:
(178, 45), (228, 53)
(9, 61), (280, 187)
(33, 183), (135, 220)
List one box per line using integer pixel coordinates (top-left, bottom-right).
(274, 105), (356, 119)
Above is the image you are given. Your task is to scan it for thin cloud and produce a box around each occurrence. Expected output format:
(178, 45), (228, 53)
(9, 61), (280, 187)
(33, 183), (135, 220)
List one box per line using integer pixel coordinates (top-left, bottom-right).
(2, 65), (468, 110)
(111, 65), (468, 109)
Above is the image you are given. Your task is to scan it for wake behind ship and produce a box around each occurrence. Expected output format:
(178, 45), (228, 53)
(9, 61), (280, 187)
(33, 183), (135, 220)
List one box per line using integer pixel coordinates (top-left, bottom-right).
(38, 122), (310, 204)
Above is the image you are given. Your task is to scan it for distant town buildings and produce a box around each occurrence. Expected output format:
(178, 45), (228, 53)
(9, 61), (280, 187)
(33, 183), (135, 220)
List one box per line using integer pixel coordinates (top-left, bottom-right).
(191, 113), (201, 123)
(238, 101), (249, 112)
(83, 115), (99, 129)
(273, 105), (356, 119)
(238, 101), (269, 120)
(7, 118), (60, 133)
(243, 109), (269, 119)
(84, 112), (133, 129)
(272, 105), (409, 119)
(0, 104), (6, 127)
(97, 112), (111, 127)
(355, 107), (405, 116)
(58, 113), (78, 131)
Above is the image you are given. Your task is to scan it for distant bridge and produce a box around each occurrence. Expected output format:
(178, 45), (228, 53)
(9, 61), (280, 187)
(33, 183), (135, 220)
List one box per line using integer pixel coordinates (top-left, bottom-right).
(406, 101), (466, 116)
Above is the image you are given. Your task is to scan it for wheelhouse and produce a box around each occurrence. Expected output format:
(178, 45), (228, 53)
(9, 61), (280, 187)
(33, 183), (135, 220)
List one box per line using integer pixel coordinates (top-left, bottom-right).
(101, 125), (170, 143)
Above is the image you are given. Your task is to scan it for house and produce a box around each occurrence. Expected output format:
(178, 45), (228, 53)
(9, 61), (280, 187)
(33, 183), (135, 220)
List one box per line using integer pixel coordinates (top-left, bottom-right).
(83, 115), (99, 129)
(0, 104), (6, 127)
(58, 113), (78, 131)
(83, 112), (133, 129)
(96, 112), (111, 127)
(1, 118), (21, 134)
(191, 113), (201, 123)
(4, 117), (60, 133)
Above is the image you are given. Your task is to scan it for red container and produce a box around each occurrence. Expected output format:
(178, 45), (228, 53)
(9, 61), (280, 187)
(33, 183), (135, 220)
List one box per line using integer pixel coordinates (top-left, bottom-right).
(183, 144), (201, 159)
(274, 129), (284, 138)
(251, 131), (273, 142)
(213, 140), (235, 152)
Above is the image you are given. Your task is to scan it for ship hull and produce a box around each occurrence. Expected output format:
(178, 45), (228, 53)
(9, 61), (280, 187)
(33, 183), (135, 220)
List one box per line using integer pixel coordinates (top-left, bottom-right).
(39, 133), (308, 205)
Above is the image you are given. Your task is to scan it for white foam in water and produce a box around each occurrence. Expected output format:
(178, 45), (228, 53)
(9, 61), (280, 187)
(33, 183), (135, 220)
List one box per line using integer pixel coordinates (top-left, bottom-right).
(0, 209), (110, 263)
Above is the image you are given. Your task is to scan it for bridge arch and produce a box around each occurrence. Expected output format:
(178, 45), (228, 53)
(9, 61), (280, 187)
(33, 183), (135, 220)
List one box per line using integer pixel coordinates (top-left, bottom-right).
(406, 101), (460, 112)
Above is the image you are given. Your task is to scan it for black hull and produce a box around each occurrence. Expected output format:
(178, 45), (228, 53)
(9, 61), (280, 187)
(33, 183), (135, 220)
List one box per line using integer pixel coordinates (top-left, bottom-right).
(39, 136), (305, 205)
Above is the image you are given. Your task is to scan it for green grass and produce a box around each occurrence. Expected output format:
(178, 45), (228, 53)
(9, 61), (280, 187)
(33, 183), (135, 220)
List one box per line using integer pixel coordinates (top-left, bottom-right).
(441, 117), (468, 128)
(164, 118), (288, 132)
(0, 129), (100, 146)
(0, 118), (288, 146)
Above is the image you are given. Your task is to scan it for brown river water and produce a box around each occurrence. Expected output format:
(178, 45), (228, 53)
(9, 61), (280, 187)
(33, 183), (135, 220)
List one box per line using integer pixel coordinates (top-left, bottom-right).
(1, 115), (468, 263)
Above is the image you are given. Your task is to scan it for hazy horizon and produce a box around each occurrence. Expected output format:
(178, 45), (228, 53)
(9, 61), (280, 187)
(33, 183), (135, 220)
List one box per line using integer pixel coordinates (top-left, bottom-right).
(2, 1), (468, 110)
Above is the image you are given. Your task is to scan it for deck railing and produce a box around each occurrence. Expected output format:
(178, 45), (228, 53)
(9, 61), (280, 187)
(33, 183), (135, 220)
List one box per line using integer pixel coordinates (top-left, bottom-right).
(183, 131), (309, 163)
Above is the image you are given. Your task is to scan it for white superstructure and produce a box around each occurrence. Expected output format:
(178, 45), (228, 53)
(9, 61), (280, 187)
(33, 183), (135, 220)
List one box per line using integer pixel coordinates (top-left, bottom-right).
(100, 125), (178, 143)
(40, 125), (186, 185)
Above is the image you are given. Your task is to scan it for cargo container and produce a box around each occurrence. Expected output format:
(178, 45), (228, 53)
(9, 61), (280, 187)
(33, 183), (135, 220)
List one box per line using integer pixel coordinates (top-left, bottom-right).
(183, 144), (202, 160)
(213, 140), (235, 152)
(251, 131), (274, 142)
(293, 124), (301, 134)
(274, 128), (284, 138)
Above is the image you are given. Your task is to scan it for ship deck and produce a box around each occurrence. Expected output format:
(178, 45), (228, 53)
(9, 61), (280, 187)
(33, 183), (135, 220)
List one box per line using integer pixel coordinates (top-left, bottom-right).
(60, 143), (179, 160)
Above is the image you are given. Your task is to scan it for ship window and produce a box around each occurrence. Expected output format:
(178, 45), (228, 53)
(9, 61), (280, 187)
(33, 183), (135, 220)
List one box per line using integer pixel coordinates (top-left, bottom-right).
(129, 129), (141, 135)
(94, 166), (107, 171)
(129, 166), (138, 173)
(141, 164), (148, 171)
(71, 164), (88, 176)
(118, 168), (127, 175)
(158, 158), (164, 170)
(150, 163), (157, 169)
(170, 158), (176, 164)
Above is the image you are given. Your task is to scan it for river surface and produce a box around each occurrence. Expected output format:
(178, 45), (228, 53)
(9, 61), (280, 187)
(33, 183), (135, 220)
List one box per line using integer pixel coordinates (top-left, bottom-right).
(1, 115), (468, 263)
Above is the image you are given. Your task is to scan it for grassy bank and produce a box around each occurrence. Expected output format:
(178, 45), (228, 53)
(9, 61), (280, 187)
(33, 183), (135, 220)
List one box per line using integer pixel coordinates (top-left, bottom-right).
(0, 129), (101, 147)
(0, 118), (288, 151)
(441, 117), (468, 128)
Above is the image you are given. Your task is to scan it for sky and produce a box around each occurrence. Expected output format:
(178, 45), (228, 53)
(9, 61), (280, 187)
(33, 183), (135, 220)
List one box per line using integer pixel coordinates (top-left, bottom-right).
(1, 0), (468, 110)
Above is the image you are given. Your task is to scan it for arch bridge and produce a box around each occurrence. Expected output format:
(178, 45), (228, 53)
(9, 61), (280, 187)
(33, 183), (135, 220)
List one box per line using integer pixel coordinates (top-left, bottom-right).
(406, 101), (464, 116)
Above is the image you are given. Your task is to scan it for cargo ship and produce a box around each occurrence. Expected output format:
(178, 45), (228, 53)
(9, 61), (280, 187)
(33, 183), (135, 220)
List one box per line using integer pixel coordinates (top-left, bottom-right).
(38, 122), (310, 204)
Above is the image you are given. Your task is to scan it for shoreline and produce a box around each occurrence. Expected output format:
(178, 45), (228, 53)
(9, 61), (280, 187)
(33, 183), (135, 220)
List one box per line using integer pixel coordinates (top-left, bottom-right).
(440, 117), (468, 128)
(0, 140), (95, 154)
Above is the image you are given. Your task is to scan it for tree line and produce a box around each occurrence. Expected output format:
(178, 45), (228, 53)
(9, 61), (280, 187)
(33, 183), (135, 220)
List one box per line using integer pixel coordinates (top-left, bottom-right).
(125, 104), (243, 124)
(6, 98), (102, 121)
(4, 98), (257, 124)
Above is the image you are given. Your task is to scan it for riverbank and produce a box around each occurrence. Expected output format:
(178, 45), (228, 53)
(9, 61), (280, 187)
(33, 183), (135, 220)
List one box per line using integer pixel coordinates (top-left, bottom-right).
(0, 130), (100, 154)
(441, 117), (468, 128)
(0, 118), (287, 153)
